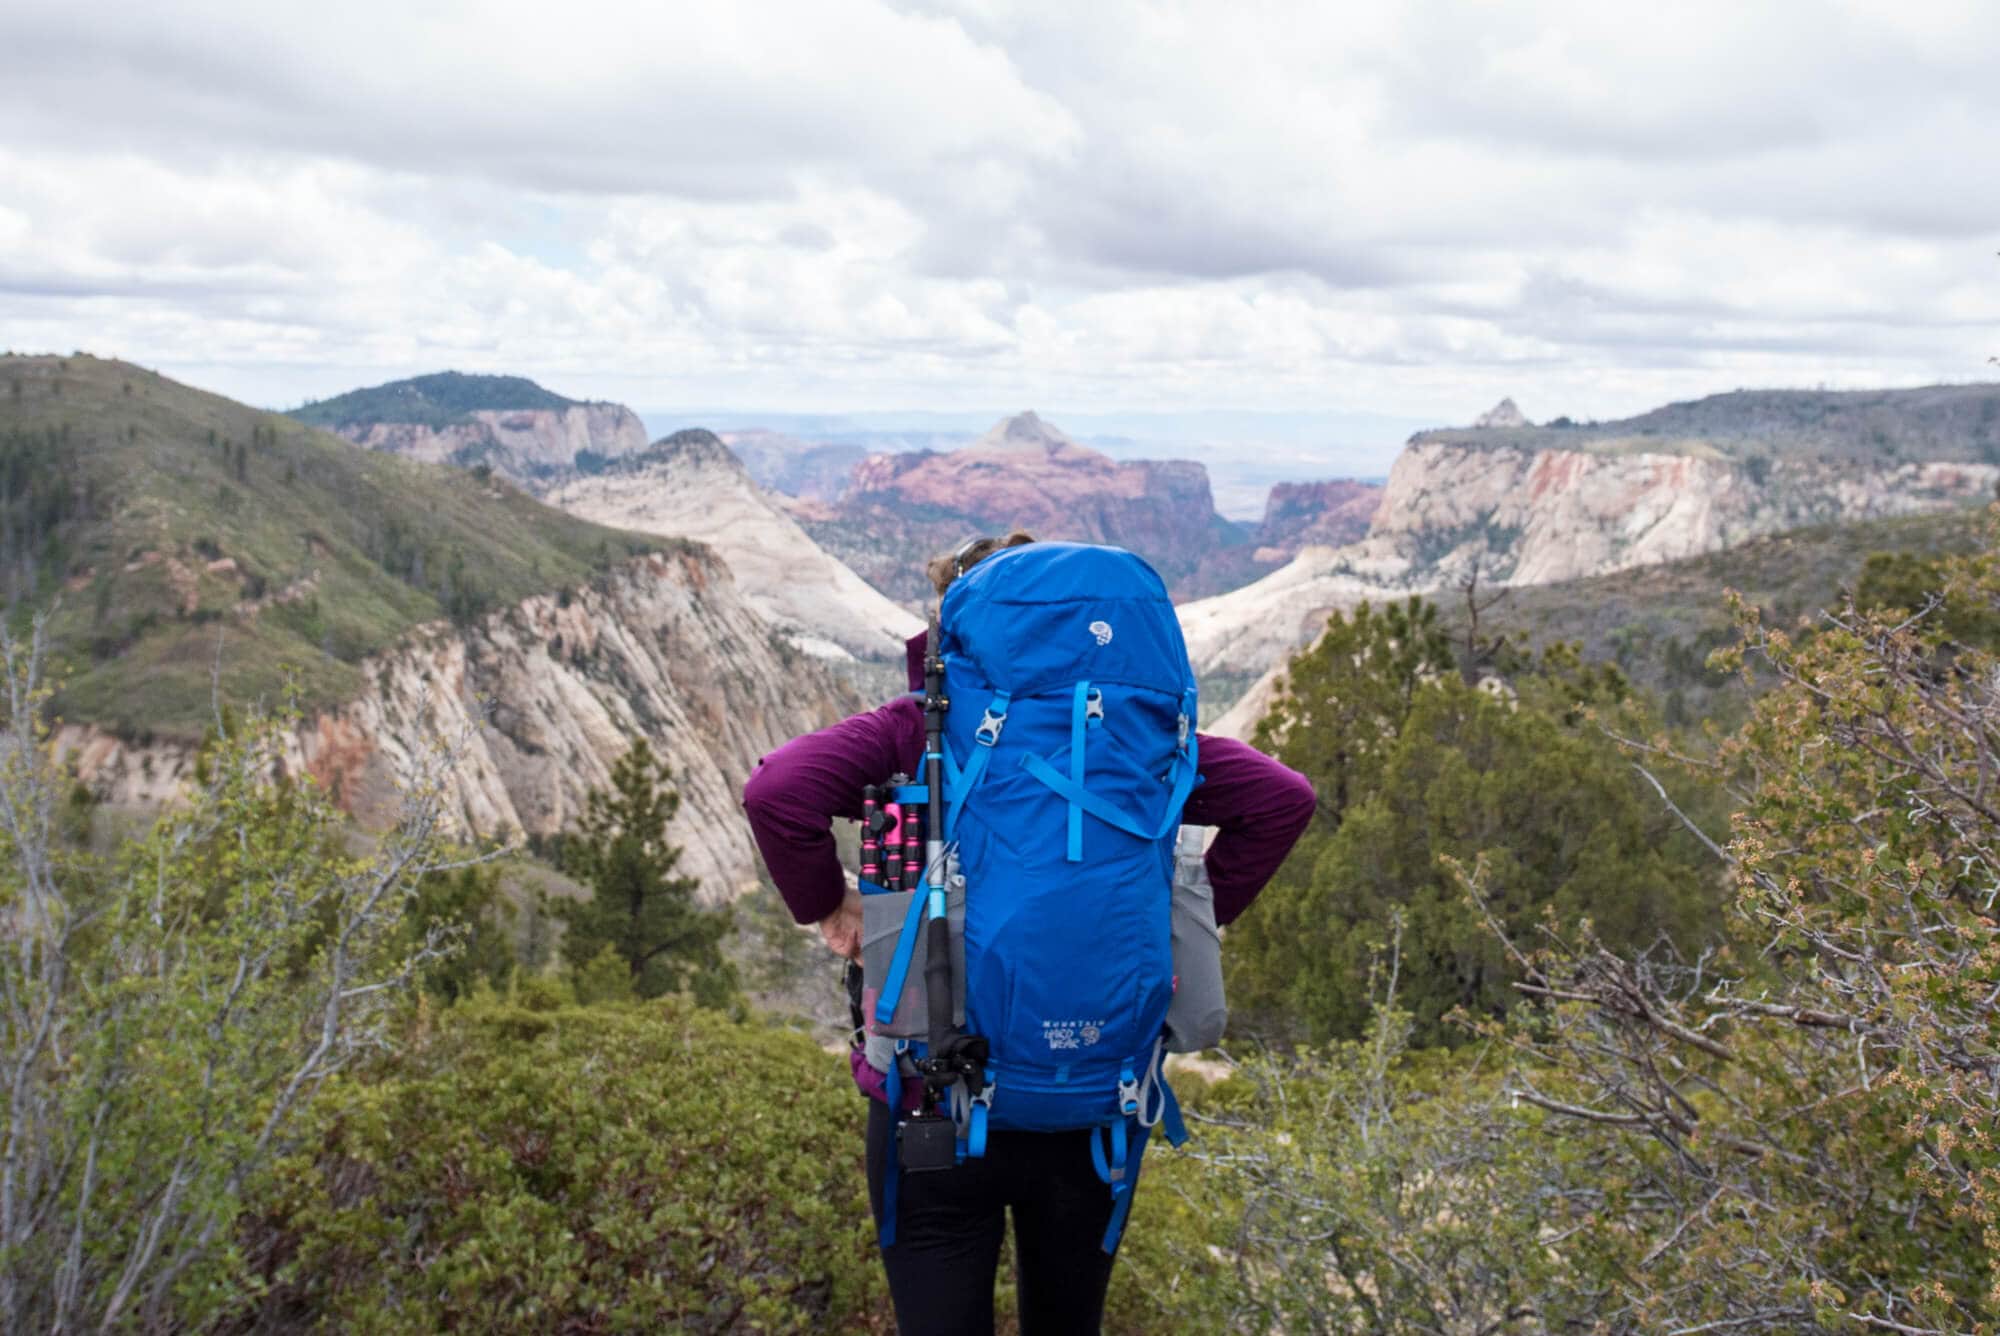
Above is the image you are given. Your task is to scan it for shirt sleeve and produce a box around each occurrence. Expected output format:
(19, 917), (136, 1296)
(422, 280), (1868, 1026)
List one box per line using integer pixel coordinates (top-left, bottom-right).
(742, 700), (917, 926)
(1182, 733), (1316, 926)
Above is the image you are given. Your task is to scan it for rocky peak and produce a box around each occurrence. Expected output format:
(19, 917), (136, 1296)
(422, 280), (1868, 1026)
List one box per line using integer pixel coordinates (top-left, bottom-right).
(1473, 398), (1531, 430)
(624, 428), (740, 474)
(978, 410), (1078, 455)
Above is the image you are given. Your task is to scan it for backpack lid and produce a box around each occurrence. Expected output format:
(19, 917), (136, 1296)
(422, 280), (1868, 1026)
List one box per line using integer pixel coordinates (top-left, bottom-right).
(940, 542), (1194, 699)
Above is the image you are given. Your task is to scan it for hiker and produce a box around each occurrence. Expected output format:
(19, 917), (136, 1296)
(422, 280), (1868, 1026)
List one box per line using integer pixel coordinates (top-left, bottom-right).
(743, 533), (1313, 1336)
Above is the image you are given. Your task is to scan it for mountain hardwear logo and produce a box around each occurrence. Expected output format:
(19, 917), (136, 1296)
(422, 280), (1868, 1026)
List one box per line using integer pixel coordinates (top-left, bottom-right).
(1088, 620), (1113, 646)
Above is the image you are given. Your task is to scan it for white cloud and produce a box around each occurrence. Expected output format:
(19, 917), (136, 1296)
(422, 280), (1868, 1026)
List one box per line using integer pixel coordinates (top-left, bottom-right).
(0, 0), (1995, 453)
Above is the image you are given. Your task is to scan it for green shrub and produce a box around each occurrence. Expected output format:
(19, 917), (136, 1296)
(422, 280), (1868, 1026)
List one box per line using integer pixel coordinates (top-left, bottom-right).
(246, 997), (887, 1333)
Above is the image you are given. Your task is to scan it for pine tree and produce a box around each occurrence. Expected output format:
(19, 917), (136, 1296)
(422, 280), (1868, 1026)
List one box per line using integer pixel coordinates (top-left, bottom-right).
(556, 740), (735, 1006)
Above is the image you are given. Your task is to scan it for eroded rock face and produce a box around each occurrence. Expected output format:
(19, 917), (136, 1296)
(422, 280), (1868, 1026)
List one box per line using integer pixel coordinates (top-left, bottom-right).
(1253, 479), (1384, 561)
(1371, 443), (2000, 586)
(55, 550), (854, 900)
(546, 431), (922, 661)
(804, 412), (1250, 602)
(339, 404), (648, 483)
(1178, 442), (2000, 682)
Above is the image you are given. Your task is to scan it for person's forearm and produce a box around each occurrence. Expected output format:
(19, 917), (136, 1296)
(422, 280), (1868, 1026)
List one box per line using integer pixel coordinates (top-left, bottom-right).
(1184, 733), (1315, 925)
(742, 701), (914, 925)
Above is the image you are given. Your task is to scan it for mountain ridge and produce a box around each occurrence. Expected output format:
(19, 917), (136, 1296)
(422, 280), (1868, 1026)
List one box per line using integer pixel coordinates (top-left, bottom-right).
(290, 371), (650, 485)
(546, 430), (924, 661)
(3, 354), (853, 896)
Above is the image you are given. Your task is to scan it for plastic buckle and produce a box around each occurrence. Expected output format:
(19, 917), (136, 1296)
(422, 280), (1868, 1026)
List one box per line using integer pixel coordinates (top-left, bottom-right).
(1085, 689), (1104, 723)
(975, 708), (1007, 746)
(1175, 713), (1189, 748)
(1117, 1065), (1140, 1116)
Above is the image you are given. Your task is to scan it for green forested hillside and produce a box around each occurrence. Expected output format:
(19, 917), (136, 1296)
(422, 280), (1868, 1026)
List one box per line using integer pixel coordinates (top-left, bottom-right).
(291, 369), (588, 430)
(1451, 506), (1992, 723)
(0, 354), (667, 740)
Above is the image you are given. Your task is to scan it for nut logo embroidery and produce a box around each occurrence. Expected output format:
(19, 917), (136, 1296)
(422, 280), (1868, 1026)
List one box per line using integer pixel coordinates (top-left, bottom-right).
(1043, 1019), (1106, 1050)
(1088, 620), (1113, 646)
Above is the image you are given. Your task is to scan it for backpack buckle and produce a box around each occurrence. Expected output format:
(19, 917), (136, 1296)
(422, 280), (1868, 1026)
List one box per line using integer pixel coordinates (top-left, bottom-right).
(975, 708), (1007, 746)
(1117, 1063), (1140, 1116)
(1084, 689), (1104, 724)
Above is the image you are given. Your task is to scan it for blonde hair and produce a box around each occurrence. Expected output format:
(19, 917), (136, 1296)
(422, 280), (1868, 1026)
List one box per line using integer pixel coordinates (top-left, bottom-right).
(926, 529), (1035, 596)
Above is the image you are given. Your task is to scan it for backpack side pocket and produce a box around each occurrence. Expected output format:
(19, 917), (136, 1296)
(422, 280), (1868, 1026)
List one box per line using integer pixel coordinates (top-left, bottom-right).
(859, 877), (966, 1041)
(1165, 827), (1227, 1053)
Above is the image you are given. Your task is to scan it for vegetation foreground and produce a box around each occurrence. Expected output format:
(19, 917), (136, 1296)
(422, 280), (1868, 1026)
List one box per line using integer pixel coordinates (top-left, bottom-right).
(2, 519), (1998, 1330)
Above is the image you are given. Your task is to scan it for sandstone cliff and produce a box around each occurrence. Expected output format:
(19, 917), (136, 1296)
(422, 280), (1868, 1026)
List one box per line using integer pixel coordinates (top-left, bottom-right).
(800, 411), (1253, 602)
(546, 430), (923, 661)
(1253, 479), (1384, 562)
(292, 371), (649, 486)
(340, 403), (648, 481)
(56, 549), (852, 899)
(1179, 384), (2000, 683)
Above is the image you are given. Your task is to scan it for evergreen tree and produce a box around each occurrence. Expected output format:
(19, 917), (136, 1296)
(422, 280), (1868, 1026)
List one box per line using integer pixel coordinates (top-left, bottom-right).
(556, 740), (735, 1006)
(1250, 595), (1454, 832)
(1230, 599), (1724, 1046)
(406, 863), (516, 1003)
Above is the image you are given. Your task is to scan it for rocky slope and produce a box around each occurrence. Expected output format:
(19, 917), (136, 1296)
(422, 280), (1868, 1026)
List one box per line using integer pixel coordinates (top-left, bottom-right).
(1252, 479), (1383, 561)
(56, 548), (851, 899)
(1179, 386), (2000, 684)
(721, 429), (868, 502)
(292, 372), (648, 486)
(1203, 507), (1993, 744)
(546, 430), (922, 661)
(795, 411), (1257, 601)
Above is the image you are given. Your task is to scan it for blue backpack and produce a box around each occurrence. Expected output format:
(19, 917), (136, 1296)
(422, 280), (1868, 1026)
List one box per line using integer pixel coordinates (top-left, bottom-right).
(869, 542), (1198, 1251)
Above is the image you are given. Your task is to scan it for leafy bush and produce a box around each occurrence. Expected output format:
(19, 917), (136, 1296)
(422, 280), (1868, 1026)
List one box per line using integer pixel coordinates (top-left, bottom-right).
(0, 618), (463, 1331)
(243, 997), (887, 1333)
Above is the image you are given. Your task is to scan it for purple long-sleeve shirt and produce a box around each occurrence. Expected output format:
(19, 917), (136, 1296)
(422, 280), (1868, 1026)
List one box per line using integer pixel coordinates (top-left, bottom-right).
(743, 636), (1314, 929)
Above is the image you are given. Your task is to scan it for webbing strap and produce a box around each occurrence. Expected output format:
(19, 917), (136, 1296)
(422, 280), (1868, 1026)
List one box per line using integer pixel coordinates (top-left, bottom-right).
(1100, 1124), (1152, 1253)
(879, 1054), (905, 1249)
(1067, 680), (1090, 863)
(1089, 1116), (1130, 1186)
(872, 886), (929, 1025)
(944, 691), (1009, 836)
(1021, 750), (1201, 844)
(1136, 1037), (1190, 1147)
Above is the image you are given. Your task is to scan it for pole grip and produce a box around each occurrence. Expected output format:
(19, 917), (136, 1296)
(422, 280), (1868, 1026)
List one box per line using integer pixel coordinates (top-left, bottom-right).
(924, 912), (953, 1059)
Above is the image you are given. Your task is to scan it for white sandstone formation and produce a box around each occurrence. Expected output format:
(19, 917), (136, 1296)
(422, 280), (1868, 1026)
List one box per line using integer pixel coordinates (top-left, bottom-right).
(341, 403), (648, 477)
(55, 549), (849, 900)
(1180, 440), (1999, 683)
(547, 432), (922, 661)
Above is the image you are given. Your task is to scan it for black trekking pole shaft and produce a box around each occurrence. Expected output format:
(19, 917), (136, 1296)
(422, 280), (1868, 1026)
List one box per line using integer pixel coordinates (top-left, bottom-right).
(921, 607), (954, 1073)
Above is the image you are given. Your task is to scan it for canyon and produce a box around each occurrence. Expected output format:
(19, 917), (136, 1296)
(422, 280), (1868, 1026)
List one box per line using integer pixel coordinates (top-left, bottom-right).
(56, 548), (850, 899)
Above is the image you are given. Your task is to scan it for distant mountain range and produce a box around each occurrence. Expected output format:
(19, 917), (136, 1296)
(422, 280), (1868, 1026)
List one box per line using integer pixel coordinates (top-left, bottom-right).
(776, 411), (1382, 602)
(13, 355), (1996, 884)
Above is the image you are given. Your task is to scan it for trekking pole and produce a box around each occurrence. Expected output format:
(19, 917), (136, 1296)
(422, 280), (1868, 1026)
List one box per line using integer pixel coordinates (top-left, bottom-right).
(860, 785), (882, 887)
(921, 607), (955, 1095)
(900, 801), (922, 892)
(882, 800), (902, 889)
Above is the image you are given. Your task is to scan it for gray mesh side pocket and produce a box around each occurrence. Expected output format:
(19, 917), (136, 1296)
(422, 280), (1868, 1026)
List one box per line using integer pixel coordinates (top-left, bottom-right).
(859, 860), (966, 1040)
(1165, 826), (1227, 1053)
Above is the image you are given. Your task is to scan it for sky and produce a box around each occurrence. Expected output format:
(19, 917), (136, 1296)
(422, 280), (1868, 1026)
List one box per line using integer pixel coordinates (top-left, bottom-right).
(2, 0), (1997, 472)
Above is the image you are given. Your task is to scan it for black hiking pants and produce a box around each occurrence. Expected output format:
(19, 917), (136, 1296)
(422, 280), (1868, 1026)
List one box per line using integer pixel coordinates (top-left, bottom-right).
(865, 1097), (1126, 1335)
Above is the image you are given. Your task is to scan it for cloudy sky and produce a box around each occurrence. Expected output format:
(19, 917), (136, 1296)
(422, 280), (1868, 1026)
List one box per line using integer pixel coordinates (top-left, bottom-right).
(3, 0), (1996, 460)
